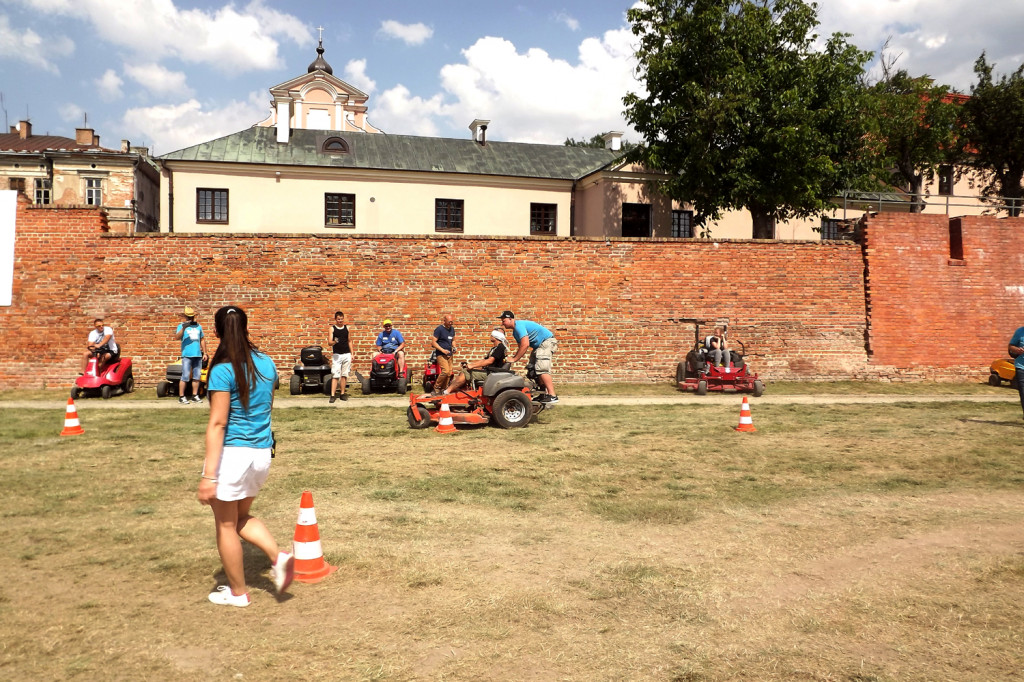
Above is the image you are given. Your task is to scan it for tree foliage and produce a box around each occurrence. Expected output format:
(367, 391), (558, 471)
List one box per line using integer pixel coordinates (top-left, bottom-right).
(563, 134), (638, 153)
(963, 54), (1024, 216)
(623, 0), (873, 238)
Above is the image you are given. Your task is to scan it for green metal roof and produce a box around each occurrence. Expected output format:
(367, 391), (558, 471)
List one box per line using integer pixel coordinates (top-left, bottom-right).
(159, 127), (619, 181)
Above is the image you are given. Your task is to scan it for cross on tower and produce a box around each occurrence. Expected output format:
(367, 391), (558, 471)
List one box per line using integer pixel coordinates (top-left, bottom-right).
(317, 26), (324, 43)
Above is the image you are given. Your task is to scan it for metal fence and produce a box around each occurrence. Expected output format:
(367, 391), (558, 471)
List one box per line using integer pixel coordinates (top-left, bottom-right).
(837, 190), (1023, 219)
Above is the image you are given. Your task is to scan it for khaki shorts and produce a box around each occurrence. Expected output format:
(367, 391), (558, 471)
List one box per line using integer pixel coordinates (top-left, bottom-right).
(331, 353), (352, 379)
(530, 337), (557, 375)
(462, 368), (489, 385)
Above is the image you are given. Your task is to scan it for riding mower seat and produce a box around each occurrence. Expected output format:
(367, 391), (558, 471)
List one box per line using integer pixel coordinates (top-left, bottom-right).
(470, 362), (513, 389)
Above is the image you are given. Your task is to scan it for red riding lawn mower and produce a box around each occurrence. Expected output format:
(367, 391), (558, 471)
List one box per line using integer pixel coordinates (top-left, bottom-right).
(73, 348), (134, 399)
(670, 318), (764, 397)
(407, 361), (547, 430)
(355, 350), (409, 394)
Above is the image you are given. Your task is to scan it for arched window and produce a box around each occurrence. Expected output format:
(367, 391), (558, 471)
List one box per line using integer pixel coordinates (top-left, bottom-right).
(322, 137), (349, 154)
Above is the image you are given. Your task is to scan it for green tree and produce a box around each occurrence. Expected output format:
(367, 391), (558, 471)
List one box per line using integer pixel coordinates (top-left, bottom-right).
(866, 63), (964, 213)
(563, 134), (637, 153)
(623, 0), (873, 238)
(963, 53), (1024, 216)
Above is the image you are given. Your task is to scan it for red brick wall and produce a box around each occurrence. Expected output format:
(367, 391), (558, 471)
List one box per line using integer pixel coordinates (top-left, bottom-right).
(5, 201), (1021, 390)
(862, 212), (1024, 373)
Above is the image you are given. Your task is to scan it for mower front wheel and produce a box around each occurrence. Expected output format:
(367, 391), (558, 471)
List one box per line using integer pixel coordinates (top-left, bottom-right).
(988, 373), (1002, 387)
(696, 380), (708, 396)
(492, 391), (531, 429)
(71, 386), (82, 400)
(753, 380), (764, 398)
(407, 404), (433, 429)
(360, 377), (372, 395)
(397, 378), (408, 394)
(289, 375), (301, 395)
(156, 380), (170, 398)
(101, 384), (113, 400)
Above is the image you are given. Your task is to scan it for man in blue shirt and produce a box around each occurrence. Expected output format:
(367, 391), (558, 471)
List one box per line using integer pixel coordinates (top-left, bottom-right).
(1009, 326), (1024, 419)
(375, 319), (406, 377)
(175, 305), (209, 404)
(499, 310), (558, 404)
(430, 313), (456, 395)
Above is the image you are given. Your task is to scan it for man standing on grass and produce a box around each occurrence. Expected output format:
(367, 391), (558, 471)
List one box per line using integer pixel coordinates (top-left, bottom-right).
(499, 310), (558, 404)
(175, 306), (208, 404)
(430, 313), (456, 396)
(328, 311), (354, 403)
(1009, 325), (1024, 419)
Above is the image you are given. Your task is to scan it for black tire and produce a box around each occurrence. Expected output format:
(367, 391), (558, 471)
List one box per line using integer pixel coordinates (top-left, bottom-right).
(322, 376), (334, 396)
(123, 373), (135, 394)
(101, 384), (112, 400)
(156, 380), (169, 398)
(360, 377), (372, 395)
(423, 376), (435, 393)
(71, 386), (82, 400)
(675, 362), (685, 384)
(407, 404), (432, 429)
(491, 391), (531, 429)
(696, 380), (708, 396)
(289, 375), (301, 395)
(988, 373), (1002, 387)
(753, 380), (764, 398)
(397, 378), (408, 395)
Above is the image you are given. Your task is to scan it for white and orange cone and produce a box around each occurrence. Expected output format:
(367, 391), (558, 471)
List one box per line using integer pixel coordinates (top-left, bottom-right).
(291, 491), (338, 584)
(435, 401), (457, 434)
(734, 396), (756, 432)
(60, 397), (84, 436)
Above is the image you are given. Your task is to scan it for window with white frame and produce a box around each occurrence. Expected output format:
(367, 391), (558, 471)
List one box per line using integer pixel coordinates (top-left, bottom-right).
(85, 178), (103, 206)
(34, 178), (51, 205)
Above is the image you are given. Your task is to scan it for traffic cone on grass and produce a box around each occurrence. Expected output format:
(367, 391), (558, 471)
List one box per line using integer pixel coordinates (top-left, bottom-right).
(435, 402), (457, 434)
(291, 491), (338, 583)
(60, 397), (85, 436)
(734, 396), (757, 432)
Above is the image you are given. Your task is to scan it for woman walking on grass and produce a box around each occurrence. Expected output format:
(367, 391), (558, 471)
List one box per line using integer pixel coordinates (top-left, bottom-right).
(197, 305), (293, 607)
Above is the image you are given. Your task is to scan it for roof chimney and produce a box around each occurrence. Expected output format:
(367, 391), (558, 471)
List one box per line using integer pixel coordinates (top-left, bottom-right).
(121, 139), (130, 153)
(76, 128), (95, 145)
(18, 120), (32, 139)
(469, 119), (490, 145)
(601, 131), (624, 152)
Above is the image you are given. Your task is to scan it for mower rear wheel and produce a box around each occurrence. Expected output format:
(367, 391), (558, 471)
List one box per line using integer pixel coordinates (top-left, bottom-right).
(101, 384), (113, 400)
(322, 377), (334, 396)
(289, 375), (301, 395)
(407, 404), (432, 429)
(397, 378), (408, 394)
(156, 380), (169, 398)
(675, 362), (685, 384)
(71, 386), (82, 400)
(753, 379), (764, 397)
(696, 380), (708, 396)
(988, 373), (1002, 387)
(492, 391), (531, 429)
(123, 373), (135, 394)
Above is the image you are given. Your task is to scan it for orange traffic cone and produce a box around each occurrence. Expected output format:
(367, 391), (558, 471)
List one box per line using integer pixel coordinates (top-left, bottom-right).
(291, 491), (338, 584)
(61, 397), (85, 436)
(734, 396), (756, 432)
(435, 401), (457, 434)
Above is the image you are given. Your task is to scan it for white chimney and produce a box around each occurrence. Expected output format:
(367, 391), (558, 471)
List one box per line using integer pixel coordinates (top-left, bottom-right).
(602, 131), (624, 152)
(469, 119), (490, 145)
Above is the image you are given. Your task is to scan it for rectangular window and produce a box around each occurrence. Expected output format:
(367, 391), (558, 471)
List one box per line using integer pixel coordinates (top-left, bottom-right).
(85, 178), (103, 206)
(938, 164), (953, 196)
(8, 177), (26, 193)
(435, 199), (464, 233)
(197, 188), (228, 223)
(671, 210), (694, 238)
(622, 202), (651, 238)
(820, 218), (840, 240)
(34, 178), (51, 205)
(325, 193), (355, 228)
(530, 203), (557, 235)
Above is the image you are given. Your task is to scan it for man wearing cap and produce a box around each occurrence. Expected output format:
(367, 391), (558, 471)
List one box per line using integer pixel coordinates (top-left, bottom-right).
(499, 311), (558, 404)
(429, 313), (456, 396)
(375, 319), (406, 377)
(443, 328), (507, 395)
(175, 306), (209, 404)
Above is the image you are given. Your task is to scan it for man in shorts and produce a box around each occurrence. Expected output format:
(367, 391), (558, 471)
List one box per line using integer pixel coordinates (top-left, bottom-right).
(499, 310), (558, 404)
(1009, 325), (1024, 419)
(175, 306), (209, 404)
(328, 311), (354, 403)
(375, 319), (406, 377)
(82, 317), (120, 374)
(443, 328), (507, 394)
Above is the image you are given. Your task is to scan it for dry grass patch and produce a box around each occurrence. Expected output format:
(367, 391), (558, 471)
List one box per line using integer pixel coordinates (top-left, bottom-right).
(1, 400), (1023, 680)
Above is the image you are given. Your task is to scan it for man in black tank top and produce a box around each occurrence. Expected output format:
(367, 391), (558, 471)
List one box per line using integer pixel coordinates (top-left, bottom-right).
(327, 311), (354, 402)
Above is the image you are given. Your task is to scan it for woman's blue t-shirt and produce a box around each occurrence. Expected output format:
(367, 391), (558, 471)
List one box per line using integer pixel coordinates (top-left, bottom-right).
(207, 351), (277, 448)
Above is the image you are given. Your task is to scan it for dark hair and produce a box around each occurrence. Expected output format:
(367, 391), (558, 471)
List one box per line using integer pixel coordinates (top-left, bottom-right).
(210, 305), (267, 410)
(93, 318), (103, 324)
(334, 311), (344, 317)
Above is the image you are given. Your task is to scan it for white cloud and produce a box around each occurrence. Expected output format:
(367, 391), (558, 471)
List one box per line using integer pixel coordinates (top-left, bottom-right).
(58, 103), (85, 124)
(95, 69), (124, 100)
(11, 0), (310, 72)
(123, 62), (193, 97)
(378, 20), (433, 46)
(120, 92), (268, 154)
(369, 85), (446, 137)
(0, 15), (74, 73)
(555, 12), (580, 31)
(343, 59), (376, 95)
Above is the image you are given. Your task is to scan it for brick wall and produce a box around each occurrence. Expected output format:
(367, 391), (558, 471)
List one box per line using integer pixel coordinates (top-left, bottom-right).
(3, 199), (1022, 389)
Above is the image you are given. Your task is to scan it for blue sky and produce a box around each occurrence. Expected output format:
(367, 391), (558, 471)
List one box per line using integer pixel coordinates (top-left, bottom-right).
(1, 0), (1022, 155)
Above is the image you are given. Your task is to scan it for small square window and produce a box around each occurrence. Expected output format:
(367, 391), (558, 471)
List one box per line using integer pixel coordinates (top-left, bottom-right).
(821, 218), (840, 240)
(435, 199), (464, 233)
(197, 188), (228, 223)
(325, 193), (355, 228)
(8, 177), (26, 192)
(34, 178), (51, 205)
(85, 178), (103, 206)
(530, 203), (557, 235)
(671, 210), (693, 238)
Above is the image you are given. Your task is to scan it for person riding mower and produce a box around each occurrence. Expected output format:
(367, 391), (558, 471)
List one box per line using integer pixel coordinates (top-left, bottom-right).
(73, 348), (134, 400)
(671, 318), (764, 397)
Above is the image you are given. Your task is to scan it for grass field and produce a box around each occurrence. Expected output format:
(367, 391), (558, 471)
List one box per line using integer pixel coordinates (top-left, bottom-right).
(2, 393), (1023, 680)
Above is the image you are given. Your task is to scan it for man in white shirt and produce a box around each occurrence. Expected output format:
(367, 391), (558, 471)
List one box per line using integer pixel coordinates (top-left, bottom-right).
(82, 317), (119, 374)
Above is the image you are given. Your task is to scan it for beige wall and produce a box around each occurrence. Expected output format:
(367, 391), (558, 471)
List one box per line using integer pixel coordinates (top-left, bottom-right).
(161, 164), (572, 236)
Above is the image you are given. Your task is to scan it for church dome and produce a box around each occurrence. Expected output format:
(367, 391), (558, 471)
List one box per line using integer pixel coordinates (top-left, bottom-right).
(307, 39), (333, 75)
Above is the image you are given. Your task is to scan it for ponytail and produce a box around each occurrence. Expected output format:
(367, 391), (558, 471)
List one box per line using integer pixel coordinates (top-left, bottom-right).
(209, 306), (266, 410)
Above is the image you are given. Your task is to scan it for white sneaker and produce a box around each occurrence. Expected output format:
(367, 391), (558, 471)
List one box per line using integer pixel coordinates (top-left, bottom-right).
(178, 396), (189, 404)
(271, 552), (294, 594)
(191, 395), (202, 403)
(208, 585), (250, 607)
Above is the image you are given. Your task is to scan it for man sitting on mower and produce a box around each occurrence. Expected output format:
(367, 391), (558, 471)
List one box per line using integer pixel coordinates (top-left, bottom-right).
(82, 317), (120, 374)
(375, 319), (407, 377)
(443, 329), (507, 395)
(703, 326), (732, 368)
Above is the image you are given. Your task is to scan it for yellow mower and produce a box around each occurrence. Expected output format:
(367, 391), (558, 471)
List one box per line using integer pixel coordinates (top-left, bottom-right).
(988, 358), (1019, 388)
